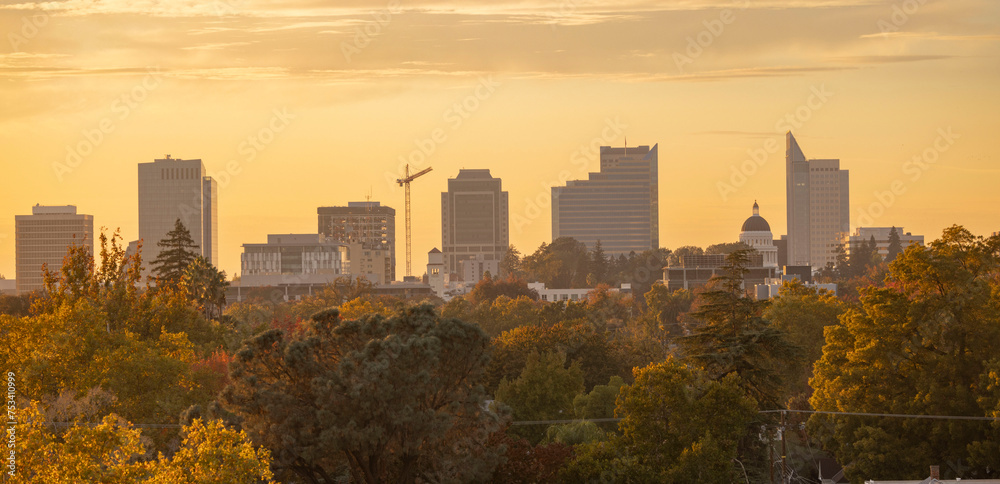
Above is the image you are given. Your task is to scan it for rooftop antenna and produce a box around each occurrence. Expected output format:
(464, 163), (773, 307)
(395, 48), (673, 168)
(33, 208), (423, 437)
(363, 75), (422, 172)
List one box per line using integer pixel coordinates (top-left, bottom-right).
(165, 154), (171, 159)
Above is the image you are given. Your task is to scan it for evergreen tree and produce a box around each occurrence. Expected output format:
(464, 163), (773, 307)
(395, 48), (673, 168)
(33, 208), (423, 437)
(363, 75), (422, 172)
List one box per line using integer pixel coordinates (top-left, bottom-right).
(180, 255), (229, 319)
(590, 240), (608, 284)
(151, 219), (200, 285)
(221, 305), (504, 483)
(677, 249), (799, 408)
(886, 226), (903, 262)
(499, 245), (522, 278)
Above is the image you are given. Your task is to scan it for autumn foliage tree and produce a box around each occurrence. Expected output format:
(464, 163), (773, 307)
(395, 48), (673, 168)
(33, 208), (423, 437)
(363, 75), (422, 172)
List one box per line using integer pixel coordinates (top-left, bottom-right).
(561, 359), (758, 483)
(12, 402), (273, 483)
(809, 226), (1000, 481)
(221, 305), (504, 483)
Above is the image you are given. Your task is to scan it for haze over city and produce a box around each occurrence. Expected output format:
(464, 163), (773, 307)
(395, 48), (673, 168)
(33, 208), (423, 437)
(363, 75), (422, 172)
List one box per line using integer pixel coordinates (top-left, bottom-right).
(1, 0), (998, 279)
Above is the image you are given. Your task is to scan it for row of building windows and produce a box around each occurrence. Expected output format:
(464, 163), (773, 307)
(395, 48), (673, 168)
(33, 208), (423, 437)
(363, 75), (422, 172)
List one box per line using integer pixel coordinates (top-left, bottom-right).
(161, 167), (200, 180)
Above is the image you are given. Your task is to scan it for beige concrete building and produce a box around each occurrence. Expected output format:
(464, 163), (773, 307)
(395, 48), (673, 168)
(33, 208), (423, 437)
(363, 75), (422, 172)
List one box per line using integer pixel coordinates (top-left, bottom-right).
(843, 227), (924, 259)
(318, 202), (395, 282)
(240, 234), (346, 287)
(15, 205), (94, 295)
(345, 242), (392, 285)
(138, 156), (218, 274)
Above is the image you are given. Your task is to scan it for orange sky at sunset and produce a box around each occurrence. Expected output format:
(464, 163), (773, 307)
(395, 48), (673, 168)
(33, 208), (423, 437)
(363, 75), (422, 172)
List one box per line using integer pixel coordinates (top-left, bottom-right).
(1, 0), (998, 279)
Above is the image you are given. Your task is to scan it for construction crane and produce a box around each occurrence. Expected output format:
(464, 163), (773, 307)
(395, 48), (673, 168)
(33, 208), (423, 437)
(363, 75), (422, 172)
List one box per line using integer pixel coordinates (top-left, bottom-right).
(396, 165), (432, 277)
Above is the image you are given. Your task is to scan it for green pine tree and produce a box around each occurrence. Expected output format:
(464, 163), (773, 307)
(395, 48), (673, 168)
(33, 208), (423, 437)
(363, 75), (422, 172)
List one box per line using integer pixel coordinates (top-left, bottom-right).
(886, 226), (903, 262)
(151, 219), (200, 285)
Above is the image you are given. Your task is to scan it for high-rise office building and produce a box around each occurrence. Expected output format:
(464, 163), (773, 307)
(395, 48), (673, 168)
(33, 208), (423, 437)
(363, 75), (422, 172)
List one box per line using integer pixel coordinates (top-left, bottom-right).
(138, 156), (218, 273)
(317, 201), (395, 282)
(15, 205), (94, 295)
(552, 144), (659, 256)
(441, 169), (509, 278)
(785, 133), (849, 270)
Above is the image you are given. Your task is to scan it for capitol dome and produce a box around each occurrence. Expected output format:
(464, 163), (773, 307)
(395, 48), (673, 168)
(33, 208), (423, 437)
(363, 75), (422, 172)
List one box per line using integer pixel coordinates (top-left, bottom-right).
(741, 201), (771, 232)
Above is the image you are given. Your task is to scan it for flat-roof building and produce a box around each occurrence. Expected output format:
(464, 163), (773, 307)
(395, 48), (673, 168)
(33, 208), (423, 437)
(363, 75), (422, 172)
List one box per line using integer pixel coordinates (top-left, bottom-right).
(240, 234), (346, 287)
(318, 202), (395, 282)
(15, 204), (94, 295)
(842, 227), (924, 260)
(552, 144), (659, 256)
(138, 156), (218, 273)
(441, 169), (509, 280)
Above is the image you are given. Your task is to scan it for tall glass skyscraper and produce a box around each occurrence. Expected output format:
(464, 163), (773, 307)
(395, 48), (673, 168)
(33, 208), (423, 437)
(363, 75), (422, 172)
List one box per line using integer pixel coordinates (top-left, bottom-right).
(785, 133), (850, 270)
(551, 144), (659, 256)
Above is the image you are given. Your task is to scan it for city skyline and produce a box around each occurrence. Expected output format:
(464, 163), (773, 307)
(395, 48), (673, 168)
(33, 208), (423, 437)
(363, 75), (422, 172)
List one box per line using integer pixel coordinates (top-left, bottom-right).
(1, 0), (998, 279)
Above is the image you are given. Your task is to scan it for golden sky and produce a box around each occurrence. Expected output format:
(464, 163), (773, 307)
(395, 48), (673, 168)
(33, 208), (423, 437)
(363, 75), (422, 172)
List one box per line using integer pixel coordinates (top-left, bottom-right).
(1, 0), (998, 279)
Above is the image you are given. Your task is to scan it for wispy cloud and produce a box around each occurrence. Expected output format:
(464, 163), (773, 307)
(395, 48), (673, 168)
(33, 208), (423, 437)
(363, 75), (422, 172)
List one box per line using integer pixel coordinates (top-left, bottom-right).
(859, 31), (1000, 41)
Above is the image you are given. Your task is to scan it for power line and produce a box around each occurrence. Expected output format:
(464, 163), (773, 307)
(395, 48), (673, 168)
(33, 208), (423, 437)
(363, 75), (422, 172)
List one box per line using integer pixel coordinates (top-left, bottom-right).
(31, 409), (1000, 429)
(760, 409), (1000, 422)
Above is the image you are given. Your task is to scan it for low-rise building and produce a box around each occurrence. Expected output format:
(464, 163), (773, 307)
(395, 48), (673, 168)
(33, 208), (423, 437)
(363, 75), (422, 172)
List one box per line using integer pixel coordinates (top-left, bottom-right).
(459, 254), (500, 284)
(240, 234), (346, 287)
(843, 227), (923, 259)
(754, 273), (837, 300)
(528, 282), (631, 303)
(661, 254), (779, 292)
(345, 242), (392, 285)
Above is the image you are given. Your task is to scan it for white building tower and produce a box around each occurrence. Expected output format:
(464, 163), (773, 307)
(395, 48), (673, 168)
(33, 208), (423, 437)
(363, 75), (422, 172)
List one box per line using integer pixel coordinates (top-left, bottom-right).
(739, 201), (778, 268)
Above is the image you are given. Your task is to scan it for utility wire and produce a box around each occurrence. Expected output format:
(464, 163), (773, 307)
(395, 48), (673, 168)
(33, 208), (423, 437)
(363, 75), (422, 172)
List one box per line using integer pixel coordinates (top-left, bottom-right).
(34, 409), (1000, 429)
(759, 409), (1000, 422)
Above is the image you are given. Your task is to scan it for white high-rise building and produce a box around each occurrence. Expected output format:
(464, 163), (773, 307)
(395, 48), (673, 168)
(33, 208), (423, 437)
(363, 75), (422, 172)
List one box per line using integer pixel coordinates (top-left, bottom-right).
(785, 133), (850, 270)
(138, 156), (218, 273)
(15, 205), (94, 295)
(739, 202), (778, 268)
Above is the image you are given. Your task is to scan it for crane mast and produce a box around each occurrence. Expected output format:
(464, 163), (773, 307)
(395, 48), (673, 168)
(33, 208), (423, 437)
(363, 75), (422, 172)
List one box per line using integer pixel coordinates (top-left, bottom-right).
(396, 165), (432, 277)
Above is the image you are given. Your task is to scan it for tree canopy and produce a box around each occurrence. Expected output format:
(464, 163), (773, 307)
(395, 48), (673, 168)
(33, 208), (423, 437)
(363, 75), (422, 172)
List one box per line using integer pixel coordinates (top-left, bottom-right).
(220, 305), (504, 483)
(809, 226), (1000, 481)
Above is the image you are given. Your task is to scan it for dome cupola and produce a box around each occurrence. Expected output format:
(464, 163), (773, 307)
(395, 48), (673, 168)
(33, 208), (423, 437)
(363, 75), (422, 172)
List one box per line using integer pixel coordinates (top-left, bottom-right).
(741, 200), (771, 232)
